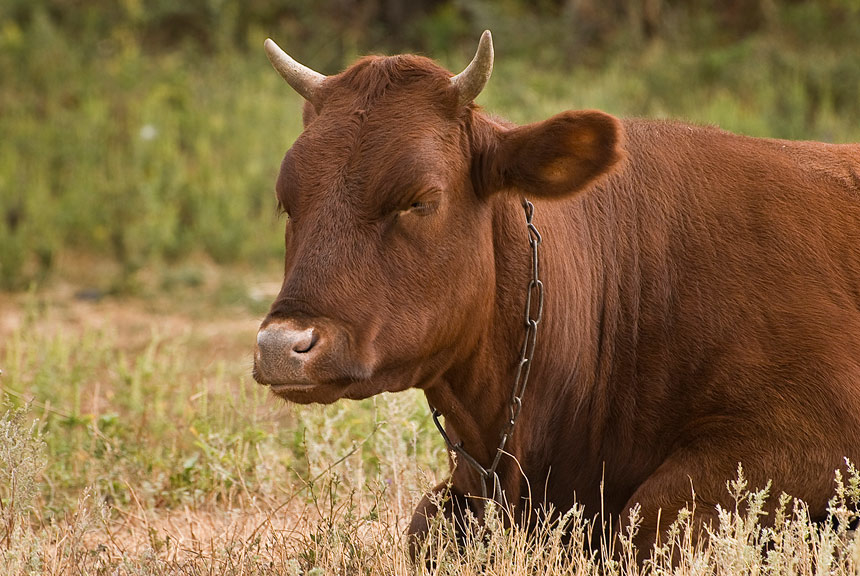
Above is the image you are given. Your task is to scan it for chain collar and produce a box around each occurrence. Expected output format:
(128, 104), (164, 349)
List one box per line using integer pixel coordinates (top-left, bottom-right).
(429, 198), (544, 502)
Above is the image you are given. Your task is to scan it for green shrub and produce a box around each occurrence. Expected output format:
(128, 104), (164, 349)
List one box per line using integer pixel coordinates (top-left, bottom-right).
(1, 2), (859, 291)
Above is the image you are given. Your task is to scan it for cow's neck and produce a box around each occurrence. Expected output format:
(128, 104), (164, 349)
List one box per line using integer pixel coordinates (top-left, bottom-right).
(423, 195), (585, 501)
(423, 188), (642, 507)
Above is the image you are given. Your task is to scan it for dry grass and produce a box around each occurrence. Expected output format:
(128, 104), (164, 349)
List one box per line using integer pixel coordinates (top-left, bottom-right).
(2, 280), (860, 575)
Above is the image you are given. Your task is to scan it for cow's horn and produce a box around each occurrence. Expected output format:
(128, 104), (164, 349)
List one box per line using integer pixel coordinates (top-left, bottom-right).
(264, 38), (326, 103)
(451, 30), (494, 106)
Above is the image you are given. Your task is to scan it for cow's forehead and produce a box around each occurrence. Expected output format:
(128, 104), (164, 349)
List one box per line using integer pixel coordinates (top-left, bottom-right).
(279, 54), (468, 210)
(286, 123), (459, 215)
(300, 97), (453, 156)
(285, 97), (462, 210)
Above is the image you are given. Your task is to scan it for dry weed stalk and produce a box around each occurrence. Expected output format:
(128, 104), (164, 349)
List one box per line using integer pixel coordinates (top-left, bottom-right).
(4, 385), (860, 574)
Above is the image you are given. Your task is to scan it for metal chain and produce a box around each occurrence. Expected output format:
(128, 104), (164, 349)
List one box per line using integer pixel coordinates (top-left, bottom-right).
(430, 198), (544, 502)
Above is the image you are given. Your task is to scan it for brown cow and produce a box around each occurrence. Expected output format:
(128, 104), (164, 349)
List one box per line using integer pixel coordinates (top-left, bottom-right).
(253, 31), (860, 554)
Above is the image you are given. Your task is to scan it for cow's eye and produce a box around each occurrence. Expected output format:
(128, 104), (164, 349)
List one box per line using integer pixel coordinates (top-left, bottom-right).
(399, 188), (441, 216)
(409, 201), (432, 213)
(396, 200), (437, 219)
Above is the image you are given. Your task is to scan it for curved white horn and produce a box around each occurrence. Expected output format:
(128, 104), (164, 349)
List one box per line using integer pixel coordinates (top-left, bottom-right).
(264, 38), (326, 103)
(451, 30), (494, 106)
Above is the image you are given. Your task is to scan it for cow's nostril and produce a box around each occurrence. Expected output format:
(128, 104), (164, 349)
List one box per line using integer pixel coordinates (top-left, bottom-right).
(256, 325), (319, 359)
(292, 330), (318, 354)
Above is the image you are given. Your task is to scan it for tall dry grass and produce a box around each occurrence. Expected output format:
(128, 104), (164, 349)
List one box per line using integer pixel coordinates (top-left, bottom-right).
(2, 294), (860, 575)
(4, 394), (860, 575)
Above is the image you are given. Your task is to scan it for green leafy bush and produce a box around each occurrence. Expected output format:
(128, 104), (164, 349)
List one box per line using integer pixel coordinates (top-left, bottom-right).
(1, 1), (858, 290)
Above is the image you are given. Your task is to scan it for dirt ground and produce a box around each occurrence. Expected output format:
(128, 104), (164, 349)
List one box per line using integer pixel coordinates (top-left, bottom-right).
(0, 259), (281, 373)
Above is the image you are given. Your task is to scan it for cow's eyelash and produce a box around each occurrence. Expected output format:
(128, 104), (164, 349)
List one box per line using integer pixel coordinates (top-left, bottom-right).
(391, 199), (436, 218)
(402, 188), (442, 213)
(410, 200), (431, 210)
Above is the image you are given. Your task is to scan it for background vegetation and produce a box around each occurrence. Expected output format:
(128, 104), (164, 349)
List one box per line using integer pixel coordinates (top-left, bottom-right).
(1, 0), (859, 290)
(1, 1), (859, 573)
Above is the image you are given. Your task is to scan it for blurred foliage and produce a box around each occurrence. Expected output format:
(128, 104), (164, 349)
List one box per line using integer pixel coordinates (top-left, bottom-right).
(0, 0), (859, 290)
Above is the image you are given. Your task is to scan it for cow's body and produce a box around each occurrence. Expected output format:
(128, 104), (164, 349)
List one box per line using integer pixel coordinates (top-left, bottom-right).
(254, 33), (860, 552)
(425, 119), (860, 546)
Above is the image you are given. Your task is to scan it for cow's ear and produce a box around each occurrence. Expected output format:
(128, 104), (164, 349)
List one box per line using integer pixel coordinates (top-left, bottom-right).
(476, 110), (623, 199)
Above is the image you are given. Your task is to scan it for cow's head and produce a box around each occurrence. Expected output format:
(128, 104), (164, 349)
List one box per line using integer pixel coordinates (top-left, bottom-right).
(253, 31), (622, 404)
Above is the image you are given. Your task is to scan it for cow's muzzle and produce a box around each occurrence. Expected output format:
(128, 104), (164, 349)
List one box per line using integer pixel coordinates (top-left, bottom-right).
(253, 319), (371, 393)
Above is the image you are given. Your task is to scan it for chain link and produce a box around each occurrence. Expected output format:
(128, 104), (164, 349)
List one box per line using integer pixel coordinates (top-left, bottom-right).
(430, 198), (543, 502)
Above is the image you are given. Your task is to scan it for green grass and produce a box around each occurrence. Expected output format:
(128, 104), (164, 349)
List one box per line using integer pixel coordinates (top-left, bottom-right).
(2, 12), (859, 290)
(0, 15), (303, 290)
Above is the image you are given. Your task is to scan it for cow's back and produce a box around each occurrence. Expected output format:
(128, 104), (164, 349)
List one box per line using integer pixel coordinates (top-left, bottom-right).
(602, 120), (860, 328)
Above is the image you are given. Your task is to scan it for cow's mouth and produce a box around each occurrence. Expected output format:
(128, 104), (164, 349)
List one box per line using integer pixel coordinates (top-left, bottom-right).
(255, 352), (434, 405)
(263, 375), (383, 405)
(252, 353), (378, 404)
(268, 380), (349, 404)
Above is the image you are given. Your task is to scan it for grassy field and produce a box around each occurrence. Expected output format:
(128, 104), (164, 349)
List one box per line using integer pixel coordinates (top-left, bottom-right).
(3, 6), (860, 574)
(0, 269), (443, 574)
(3, 275), (860, 574)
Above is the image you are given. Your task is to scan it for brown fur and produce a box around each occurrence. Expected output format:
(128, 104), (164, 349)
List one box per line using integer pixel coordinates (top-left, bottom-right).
(254, 51), (860, 554)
